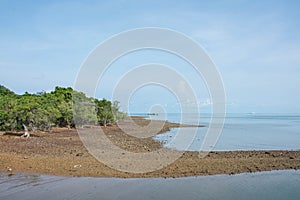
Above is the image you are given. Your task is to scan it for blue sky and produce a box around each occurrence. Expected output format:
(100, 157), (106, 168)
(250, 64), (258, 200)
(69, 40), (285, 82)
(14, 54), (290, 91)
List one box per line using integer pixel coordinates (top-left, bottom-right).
(0, 0), (300, 113)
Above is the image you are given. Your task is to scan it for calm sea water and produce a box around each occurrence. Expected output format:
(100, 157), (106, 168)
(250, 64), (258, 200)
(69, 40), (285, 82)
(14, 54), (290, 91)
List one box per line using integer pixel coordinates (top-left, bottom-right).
(150, 113), (300, 151)
(1, 170), (299, 200)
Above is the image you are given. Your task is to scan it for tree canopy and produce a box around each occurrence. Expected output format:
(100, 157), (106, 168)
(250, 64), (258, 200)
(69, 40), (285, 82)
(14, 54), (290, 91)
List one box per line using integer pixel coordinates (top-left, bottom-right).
(0, 85), (126, 131)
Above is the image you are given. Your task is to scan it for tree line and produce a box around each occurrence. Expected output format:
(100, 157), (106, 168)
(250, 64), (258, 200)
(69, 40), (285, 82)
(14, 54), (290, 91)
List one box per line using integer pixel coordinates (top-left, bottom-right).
(0, 85), (126, 131)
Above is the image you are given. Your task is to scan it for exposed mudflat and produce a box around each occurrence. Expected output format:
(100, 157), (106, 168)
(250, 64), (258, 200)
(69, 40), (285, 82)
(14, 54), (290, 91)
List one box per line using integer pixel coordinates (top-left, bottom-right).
(0, 117), (299, 178)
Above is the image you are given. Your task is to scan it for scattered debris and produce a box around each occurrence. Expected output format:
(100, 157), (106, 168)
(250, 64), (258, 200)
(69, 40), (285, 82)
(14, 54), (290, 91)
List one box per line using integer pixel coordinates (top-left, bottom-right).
(7, 166), (12, 172)
(73, 164), (82, 169)
(75, 153), (83, 157)
(20, 124), (30, 138)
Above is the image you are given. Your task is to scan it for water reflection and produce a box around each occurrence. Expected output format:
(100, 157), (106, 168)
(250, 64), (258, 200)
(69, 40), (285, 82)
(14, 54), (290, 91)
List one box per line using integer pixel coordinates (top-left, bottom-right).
(0, 170), (299, 200)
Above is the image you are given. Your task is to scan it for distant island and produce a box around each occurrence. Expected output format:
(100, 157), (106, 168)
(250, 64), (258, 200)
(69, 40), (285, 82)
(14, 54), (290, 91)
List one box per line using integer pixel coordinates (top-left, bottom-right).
(147, 113), (158, 116)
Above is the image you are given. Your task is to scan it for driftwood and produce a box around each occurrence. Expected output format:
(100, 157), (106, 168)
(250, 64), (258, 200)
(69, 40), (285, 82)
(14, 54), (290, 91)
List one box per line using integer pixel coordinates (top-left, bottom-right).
(21, 124), (30, 138)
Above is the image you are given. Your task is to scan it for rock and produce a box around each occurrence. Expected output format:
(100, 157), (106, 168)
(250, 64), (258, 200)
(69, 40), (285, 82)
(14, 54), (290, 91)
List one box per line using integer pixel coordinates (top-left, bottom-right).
(76, 153), (83, 157)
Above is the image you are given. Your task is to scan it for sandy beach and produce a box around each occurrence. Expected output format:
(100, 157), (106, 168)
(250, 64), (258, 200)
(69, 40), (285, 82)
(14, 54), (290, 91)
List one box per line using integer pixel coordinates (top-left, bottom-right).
(0, 116), (299, 178)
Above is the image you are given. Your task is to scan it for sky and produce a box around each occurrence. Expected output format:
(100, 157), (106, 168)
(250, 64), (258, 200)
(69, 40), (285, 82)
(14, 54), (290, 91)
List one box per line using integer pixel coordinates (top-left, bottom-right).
(0, 0), (300, 114)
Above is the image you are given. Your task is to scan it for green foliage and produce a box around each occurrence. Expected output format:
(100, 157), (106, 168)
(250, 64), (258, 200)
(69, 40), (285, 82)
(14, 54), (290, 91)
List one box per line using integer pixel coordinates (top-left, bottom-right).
(95, 99), (115, 126)
(112, 100), (127, 121)
(0, 85), (15, 96)
(0, 94), (17, 130)
(73, 91), (97, 127)
(0, 85), (125, 131)
(50, 87), (74, 128)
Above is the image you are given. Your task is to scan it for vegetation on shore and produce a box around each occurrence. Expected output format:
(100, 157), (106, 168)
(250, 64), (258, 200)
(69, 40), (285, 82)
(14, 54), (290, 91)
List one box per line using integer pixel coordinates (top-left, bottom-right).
(0, 85), (126, 131)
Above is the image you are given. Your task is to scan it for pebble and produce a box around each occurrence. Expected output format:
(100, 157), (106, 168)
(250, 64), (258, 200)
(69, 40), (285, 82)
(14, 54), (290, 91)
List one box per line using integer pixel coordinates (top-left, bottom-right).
(73, 164), (82, 168)
(76, 153), (83, 157)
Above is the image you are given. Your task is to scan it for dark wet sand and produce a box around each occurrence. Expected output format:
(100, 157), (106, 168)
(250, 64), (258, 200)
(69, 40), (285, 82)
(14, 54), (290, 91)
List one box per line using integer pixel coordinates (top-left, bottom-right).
(0, 116), (299, 178)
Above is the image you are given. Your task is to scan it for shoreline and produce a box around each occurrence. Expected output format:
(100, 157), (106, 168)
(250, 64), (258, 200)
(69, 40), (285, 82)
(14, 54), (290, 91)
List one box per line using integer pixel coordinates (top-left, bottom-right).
(1, 169), (299, 180)
(0, 116), (299, 178)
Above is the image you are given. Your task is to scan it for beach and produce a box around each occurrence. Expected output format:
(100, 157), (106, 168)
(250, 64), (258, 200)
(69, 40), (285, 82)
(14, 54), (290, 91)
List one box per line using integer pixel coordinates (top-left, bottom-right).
(0, 117), (299, 178)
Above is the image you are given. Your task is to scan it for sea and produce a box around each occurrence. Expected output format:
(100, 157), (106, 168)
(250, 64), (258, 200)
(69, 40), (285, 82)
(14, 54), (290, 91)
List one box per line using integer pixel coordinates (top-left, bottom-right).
(150, 113), (300, 151)
(1, 113), (299, 200)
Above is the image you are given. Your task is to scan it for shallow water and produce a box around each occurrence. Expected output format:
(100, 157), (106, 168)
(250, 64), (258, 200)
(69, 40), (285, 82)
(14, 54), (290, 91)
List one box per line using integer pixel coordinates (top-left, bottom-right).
(152, 113), (300, 151)
(0, 170), (299, 200)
